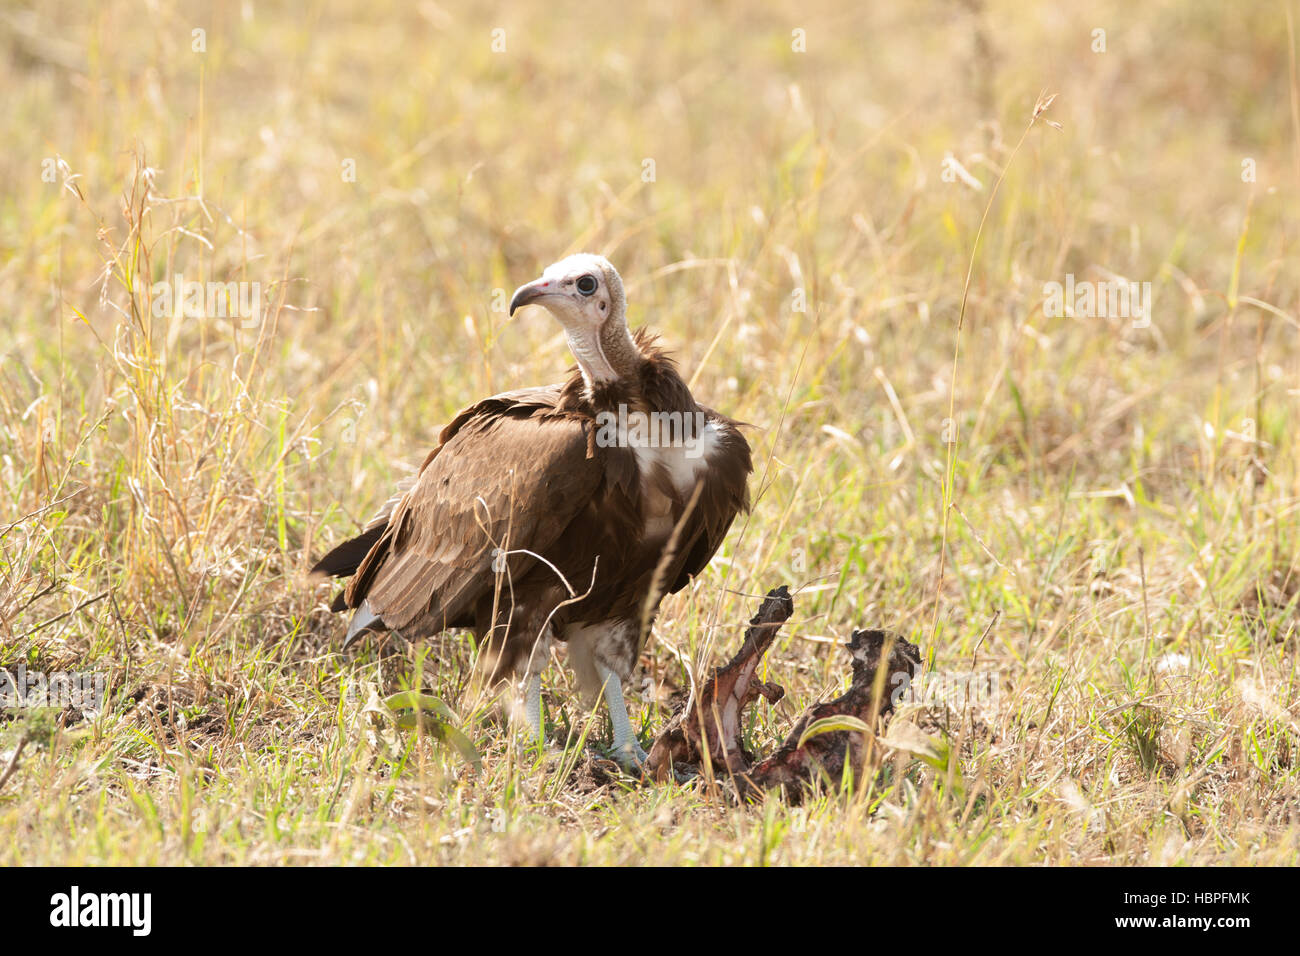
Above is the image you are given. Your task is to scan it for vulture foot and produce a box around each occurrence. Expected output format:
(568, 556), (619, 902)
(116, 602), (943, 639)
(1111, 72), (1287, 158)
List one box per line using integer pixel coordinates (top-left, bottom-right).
(608, 739), (651, 775)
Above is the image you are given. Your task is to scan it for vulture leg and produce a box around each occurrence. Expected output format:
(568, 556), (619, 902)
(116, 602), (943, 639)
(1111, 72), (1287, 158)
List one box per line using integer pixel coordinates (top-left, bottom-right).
(509, 622), (553, 751)
(521, 673), (543, 742)
(598, 663), (648, 770)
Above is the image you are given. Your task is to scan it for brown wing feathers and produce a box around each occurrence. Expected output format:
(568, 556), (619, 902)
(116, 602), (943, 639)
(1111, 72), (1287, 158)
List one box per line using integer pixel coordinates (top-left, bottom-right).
(312, 314), (753, 671)
(338, 394), (608, 633)
(671, 414), (751, 591)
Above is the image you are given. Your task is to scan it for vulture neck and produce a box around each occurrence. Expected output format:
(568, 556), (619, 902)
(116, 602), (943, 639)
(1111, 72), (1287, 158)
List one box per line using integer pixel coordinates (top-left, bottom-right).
(566, 319), (643, 397)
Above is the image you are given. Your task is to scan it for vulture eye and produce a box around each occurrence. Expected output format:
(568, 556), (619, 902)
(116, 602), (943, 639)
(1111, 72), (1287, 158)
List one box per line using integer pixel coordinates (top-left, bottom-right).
(576, 274), (598, 295)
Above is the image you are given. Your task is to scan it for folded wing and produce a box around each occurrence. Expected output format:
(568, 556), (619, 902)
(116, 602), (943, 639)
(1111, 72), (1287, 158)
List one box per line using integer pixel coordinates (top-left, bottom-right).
(324, 387), (606, 633)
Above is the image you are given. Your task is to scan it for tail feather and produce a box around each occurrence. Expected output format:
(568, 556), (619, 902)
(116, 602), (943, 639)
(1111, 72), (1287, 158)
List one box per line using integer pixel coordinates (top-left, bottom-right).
(310, 522), (388, 578)
(312, 478), (412, 579)
(343, 600), (387, 649)
(313, 484), (411, 649)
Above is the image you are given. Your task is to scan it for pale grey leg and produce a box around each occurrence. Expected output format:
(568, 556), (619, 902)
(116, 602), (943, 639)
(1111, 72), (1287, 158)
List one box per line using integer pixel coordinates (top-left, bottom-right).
(522, 673), (543, 742)
(598, 662), (648, 770)
(514, 627), (551, 750)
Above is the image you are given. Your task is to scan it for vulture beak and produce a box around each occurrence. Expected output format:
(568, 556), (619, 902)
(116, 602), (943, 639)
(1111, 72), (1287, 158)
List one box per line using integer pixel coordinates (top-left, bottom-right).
(508, 279), (555, 316)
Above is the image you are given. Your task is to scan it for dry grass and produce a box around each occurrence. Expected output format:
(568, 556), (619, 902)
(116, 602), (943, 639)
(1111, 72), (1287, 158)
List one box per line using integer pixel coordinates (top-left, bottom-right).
(1, 0), (1298, 865)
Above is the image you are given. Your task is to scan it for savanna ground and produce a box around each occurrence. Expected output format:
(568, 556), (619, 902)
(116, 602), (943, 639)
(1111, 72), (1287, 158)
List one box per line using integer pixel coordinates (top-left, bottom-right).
(1, 0), (1298, 866)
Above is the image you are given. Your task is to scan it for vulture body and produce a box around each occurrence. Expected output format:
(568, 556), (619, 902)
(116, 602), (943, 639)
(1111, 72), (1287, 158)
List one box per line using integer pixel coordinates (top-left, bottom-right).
(311, 254), (751, 765)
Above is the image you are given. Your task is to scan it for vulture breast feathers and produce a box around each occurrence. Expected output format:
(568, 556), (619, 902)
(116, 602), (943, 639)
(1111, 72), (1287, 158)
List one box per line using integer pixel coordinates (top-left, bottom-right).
(312, 255), (752, 692)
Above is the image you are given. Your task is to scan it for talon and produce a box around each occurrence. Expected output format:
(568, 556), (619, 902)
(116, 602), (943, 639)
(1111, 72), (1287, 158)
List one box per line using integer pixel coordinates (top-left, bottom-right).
(609, 740), (650, 774)
(672, 764), (700, 784)
(599, 664), (651, 775)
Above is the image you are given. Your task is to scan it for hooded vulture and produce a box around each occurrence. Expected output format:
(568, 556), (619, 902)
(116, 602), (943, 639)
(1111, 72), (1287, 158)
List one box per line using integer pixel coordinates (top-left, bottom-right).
(311, 254), (752, 767)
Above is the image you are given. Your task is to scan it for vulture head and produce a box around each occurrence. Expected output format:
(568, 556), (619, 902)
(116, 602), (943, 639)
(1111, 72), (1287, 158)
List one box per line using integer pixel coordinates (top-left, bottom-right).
(509, 253), (636, 385)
